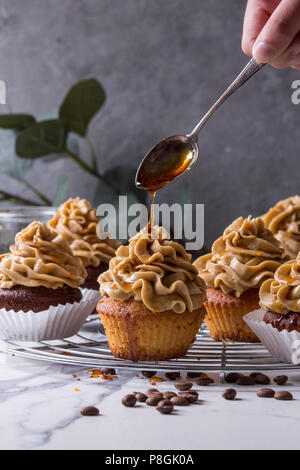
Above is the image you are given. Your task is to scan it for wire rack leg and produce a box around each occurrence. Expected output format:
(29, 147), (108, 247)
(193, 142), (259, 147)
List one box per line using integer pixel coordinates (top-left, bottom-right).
(219, 342), (227, 383)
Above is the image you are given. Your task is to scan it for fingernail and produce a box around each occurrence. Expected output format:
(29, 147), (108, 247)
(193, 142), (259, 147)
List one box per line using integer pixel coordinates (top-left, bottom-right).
(252, 41), (276, 63)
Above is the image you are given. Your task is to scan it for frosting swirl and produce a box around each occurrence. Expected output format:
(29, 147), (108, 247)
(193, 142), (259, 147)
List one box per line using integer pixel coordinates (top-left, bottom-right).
(49, 197), (120, 267)
(263, 195), (300, 259)
(0, 221), (87, 289)
(194, 216), (284, 297)
(98, 226), (206, 313)
(260, 253), (300, 314)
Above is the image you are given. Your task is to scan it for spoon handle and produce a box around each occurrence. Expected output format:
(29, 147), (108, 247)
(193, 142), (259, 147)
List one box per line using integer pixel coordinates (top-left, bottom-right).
(189, 58), (265, 139)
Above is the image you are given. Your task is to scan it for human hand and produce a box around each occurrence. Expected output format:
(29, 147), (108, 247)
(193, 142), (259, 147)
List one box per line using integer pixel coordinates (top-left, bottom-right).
(242, 0), (300, 69)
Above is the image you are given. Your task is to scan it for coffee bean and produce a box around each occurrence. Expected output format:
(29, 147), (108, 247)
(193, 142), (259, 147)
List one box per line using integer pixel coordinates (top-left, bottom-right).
(236, 376), (256, 386)
(222, 388), (237, 400)
(147, 388), (159, 395)
(146, 395), (162, 406)
(148, 392), (163, 401)
(102, 368), (116, 375)
(187, 372), (207, 379)
(195, 377), (214, 386)
(80, 406), (100, 416)
(274, 375), (288, 386)
(136, 392), (147, 403)
(274, 391), (293, 401)
(257, 388), (275, 398)
(156, 400), (173, 414)
(170, 396), (190, 406)
(165, 372), (181, 380)
(254, 373), (270, 385)
(225, 373), (240, 384)
(181, 390), (198, 397)
(174, 380), (193, 391)
(142, 371), (156, 378)
(122, 394), (137, 407)
(179, 392), (199, 403)
(163, 391), (177, 400)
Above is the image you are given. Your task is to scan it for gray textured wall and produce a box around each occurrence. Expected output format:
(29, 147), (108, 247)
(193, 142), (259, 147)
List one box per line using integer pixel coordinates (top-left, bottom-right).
(0, 0), (299, 247)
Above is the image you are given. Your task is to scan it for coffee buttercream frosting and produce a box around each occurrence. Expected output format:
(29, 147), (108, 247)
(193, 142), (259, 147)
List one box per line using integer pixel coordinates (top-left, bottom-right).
(49, 197), (120, 267)
(194, 216), (284, 298)
(260, 252), (300, 314)
(0, 221), (86, 289)
(263, 195), (300, 259)
(98, 226), (206, 313)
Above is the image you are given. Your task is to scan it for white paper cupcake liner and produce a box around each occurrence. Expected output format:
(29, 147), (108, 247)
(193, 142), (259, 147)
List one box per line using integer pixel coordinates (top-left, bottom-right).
(80, 288), (100, 316)
(245, 309), (300, 364)
(0, 289), (98, 342)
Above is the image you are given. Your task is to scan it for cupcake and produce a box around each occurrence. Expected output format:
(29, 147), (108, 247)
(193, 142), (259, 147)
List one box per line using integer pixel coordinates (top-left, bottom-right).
(49, 197), (120, 290)
(194, 216), (284, 343)
(262, 195), (300, 259)
(49, 197), (120, 313)
(97, 226), (207, 361)
(0, 221), (95, 341)
(245, 253), (300, 363)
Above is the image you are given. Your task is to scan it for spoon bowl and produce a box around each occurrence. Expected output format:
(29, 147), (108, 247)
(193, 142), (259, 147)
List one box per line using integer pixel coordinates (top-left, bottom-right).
(135, 135), (198, 191)
(136, 58), (265, 191)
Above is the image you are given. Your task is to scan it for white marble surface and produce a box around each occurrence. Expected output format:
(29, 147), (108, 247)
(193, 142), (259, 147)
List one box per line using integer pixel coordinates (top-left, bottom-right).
(0, 351), (300, 450)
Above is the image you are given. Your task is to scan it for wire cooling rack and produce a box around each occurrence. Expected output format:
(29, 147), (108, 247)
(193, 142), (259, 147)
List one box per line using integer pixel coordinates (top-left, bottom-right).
(0, 316), (299, 372)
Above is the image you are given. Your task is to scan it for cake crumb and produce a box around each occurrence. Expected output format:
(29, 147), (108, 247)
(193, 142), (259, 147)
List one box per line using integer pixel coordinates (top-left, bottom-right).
(87, 369), (116, 381)
(150, 377), (165, 385)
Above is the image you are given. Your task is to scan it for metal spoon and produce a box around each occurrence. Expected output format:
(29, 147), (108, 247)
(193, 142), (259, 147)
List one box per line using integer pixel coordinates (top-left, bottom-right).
(136, 58), (265, 191)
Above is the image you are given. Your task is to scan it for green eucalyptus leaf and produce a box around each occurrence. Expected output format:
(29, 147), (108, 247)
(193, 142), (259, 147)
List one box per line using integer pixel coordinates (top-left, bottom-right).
(59, 78), (106, 136)
(37, 109), (80, 163)
(53, 175), (68, 206)
(0, 129), (33, 180)
(0, 114), (36, 130)
(16, 119), (69, 159)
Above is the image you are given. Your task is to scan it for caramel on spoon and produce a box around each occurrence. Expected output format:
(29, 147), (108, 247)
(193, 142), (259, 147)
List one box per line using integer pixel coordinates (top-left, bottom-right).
(136, 58), (265, 192)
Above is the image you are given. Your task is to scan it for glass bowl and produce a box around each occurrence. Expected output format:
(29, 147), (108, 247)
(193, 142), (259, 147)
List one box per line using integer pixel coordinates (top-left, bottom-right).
(0, 206), (56, 254)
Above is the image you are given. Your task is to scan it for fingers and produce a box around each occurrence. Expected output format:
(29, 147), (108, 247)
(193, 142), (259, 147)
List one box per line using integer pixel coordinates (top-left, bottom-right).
(253, 0), (300, 63)
(242, 0), (281, 56)
(268, 31), (300, 67)
(242, 0), (300, 69)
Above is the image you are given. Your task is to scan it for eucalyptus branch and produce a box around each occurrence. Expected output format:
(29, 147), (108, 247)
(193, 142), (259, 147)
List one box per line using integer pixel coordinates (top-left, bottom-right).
(65, 149), (120, 194)
(22, 179), (52, 206)
(1, 79), (121, 202)
(0, 189), (41, 206)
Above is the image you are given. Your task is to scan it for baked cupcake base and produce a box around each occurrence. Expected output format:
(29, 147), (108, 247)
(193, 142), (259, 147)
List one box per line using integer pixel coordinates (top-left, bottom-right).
(245, 309), (300, 364)
(204, 288), (260, 343)
(263, 310), (300, 333)
(0, 287), (97, 342)
(81, 264), (108, 290)
(0, 285), (82, 312)
(97, 296), (206, 361)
